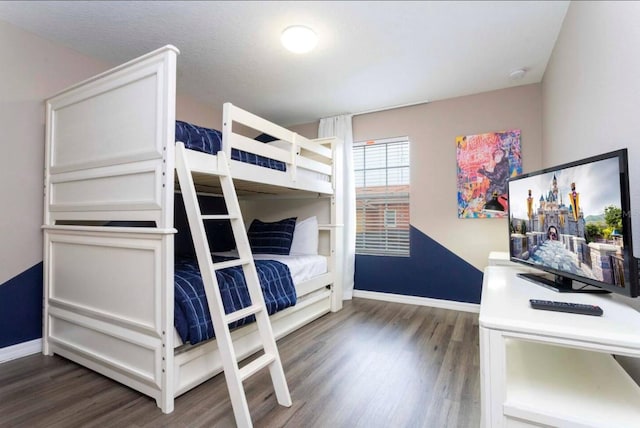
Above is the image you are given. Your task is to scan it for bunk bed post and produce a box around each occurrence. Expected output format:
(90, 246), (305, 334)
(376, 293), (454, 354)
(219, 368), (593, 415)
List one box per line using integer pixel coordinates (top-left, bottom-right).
(159, 47), (178, 413)
(42, 100), (53, 357)
(159, 236), (175, 413)
(43, 45), (180, 414)
(290, 133), (298, 183)
(222, 102), (234, 161)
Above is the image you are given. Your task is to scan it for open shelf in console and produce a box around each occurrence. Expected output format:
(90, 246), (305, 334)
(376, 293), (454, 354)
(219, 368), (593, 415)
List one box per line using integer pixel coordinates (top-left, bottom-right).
(504, 338), (640, 427)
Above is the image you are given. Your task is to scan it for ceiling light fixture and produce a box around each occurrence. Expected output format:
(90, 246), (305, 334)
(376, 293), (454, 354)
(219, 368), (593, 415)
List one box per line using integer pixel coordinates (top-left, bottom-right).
(509, 68), (527, 81)
(281, 25), (318, 54)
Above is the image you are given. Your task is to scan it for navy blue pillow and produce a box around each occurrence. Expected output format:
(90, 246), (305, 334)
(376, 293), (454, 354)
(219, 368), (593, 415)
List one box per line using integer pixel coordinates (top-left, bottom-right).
(248, 217), (297, 255)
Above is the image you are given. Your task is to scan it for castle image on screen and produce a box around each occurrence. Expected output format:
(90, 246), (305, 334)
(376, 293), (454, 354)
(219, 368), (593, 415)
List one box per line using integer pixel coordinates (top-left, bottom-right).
(508, 156), (626, 287)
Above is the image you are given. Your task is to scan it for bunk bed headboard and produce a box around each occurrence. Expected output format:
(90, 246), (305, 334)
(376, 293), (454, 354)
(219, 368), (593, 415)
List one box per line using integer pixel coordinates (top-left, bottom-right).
(44, 45), (179, 229)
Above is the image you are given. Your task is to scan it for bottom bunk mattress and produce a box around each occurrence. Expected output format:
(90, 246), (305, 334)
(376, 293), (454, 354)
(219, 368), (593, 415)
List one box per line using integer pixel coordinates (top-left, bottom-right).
(174, 256), (295, 345)
(174, 254), (328, 346)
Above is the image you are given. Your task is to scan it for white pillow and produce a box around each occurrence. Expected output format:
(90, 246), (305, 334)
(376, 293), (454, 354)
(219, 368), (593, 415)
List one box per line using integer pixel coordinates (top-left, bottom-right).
(289, 216), (319, 255)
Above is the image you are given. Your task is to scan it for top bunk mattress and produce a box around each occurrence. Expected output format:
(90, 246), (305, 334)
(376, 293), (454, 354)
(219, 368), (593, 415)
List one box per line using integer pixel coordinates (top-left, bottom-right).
(175, 121), (285, 171)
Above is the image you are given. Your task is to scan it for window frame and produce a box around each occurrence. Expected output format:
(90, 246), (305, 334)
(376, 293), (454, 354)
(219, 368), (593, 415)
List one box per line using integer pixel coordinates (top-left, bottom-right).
(353, 136), (410, 257)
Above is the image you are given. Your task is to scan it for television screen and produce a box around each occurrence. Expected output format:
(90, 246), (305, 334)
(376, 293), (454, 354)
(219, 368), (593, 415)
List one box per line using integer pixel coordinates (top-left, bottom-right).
(507, 149), (638, 297)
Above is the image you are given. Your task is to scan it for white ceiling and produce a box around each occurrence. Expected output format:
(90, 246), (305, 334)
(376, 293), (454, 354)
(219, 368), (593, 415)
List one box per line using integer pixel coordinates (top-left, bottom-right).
(0, 1), (569, 126)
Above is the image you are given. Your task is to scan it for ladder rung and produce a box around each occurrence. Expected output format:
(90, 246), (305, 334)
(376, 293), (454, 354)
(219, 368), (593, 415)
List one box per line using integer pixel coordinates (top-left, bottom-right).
(239, 353), (276, 382)
(225, 304), (263, 324)
(201, 214), (239, 220)
(211, 258), (250, 271)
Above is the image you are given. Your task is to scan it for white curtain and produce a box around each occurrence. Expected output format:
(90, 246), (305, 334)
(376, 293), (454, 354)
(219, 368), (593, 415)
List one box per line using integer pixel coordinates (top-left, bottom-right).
(319, 115), (356, 300)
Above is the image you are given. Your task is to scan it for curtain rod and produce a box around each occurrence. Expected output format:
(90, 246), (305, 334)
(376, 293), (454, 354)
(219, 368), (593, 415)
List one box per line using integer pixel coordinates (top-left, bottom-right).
(352, 99), (431, 117)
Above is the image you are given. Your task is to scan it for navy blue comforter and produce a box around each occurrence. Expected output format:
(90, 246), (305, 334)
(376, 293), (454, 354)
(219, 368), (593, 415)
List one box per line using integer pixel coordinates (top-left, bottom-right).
(174, 256), (296, 345)
(175, 121), (285, 171)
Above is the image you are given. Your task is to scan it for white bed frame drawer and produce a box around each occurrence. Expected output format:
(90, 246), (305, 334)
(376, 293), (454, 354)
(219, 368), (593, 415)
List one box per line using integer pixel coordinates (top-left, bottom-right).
(49, 311), (162, 386)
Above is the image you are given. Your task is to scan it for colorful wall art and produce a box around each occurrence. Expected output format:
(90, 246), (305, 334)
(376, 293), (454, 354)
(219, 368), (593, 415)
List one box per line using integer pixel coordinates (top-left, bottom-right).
(456, 130), (522, 218)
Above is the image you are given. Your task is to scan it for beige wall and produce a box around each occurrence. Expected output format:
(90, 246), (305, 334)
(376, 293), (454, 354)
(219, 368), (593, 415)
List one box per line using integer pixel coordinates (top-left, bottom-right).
(353, 84), (543, 270)
(543, 1), (640, 257)
(0, 20), (109, 283)
(176, 97), (221, 129)
(542, 1), (640, 379)
(288, 121), (319, 140)
(0, 20), (219, 284)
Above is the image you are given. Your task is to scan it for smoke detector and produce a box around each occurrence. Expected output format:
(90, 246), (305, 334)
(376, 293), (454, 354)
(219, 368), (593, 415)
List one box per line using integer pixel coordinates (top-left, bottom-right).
(509, 68), (527, 81)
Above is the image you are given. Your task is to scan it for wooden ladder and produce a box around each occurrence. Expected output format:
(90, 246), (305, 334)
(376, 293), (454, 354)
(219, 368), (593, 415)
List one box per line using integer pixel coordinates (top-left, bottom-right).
(175, 143), (292, 428)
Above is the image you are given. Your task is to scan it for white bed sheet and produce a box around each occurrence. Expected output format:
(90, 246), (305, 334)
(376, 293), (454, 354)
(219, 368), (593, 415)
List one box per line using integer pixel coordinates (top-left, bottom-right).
(212, 250), (328, 285)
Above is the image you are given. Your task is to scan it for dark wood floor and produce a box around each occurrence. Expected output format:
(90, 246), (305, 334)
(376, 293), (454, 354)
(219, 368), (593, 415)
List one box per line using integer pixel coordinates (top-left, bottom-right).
(0, 298), (480, 428)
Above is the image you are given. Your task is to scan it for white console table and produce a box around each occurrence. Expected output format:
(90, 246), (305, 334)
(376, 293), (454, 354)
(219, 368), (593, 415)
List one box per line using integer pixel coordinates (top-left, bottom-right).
(480, 266), (640, 427)
(488, 251), (517, 267)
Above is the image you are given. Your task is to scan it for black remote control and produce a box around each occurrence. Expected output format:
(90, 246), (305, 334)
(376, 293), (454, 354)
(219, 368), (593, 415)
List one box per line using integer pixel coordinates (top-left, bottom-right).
(529, 299), (603, 316)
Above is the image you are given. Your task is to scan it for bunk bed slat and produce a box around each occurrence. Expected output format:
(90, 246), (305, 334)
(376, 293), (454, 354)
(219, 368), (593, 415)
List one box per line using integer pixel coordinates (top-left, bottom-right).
(211, 258), (250, 271)
(225, 304), (263, 324)
(297, 135), (333, 158)
(229, 133), (290, 163)
(202, 214), (238, 220)
(224, 103), (295, 143)
(296, 156), (333, 175)
(239, 353), (276, 382)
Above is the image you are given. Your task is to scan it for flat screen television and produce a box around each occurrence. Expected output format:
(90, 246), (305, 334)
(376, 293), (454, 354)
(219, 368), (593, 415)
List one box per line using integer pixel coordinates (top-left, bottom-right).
(507, 149), (639, 297)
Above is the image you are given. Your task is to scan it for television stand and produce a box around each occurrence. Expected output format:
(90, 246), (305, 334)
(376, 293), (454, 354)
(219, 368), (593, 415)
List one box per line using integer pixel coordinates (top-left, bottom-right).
(517, 272), (611, 294)
(480, 266), (640, 427)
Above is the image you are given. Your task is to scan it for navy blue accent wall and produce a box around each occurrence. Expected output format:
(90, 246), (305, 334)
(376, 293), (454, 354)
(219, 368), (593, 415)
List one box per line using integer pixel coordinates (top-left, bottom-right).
(0, 262), (43, 348)
(355, 226), (482, 303)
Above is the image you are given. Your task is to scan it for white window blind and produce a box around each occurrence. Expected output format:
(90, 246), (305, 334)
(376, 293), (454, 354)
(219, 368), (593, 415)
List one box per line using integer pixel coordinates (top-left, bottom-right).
(354, 137), (410, 256)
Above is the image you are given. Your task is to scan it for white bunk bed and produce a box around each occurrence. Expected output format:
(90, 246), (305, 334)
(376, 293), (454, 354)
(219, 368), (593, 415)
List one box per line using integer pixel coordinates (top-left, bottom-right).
(42, 45), (343, 417)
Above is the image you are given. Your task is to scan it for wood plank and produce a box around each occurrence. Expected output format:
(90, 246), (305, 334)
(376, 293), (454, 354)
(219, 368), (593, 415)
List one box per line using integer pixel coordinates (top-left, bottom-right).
(0, 298), (480, 427)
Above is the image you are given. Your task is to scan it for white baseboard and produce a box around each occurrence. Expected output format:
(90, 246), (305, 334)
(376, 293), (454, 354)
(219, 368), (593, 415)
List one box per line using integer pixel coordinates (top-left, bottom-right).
(0, 338), (42, 364)
(352, 290), (480, 313)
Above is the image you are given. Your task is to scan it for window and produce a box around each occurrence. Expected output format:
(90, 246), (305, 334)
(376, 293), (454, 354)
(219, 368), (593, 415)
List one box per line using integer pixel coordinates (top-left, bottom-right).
(384, 209), (397, 228)
(354, 137), (410, 256)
